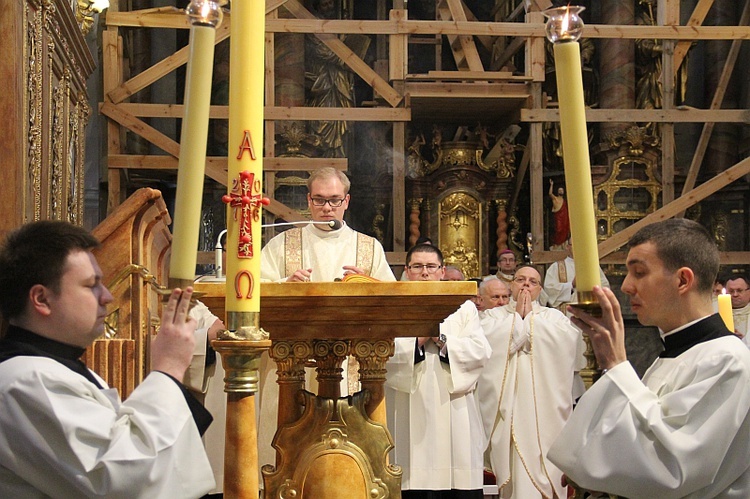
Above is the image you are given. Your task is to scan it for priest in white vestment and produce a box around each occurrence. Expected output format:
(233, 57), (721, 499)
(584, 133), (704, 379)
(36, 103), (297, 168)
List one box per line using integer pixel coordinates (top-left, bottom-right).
(475, 276), (511, 317)
(543, 240), (610, 310)
(385, 243), (491, 499)
(260, 167), (393, 284)
(727, 274), (750, 342)
(258, 167), (396, 473)
(494, 249), (517, 284)
(0, 221), (214, 498)
(549, 219), (750, 499)
(478, 266), (585, 499)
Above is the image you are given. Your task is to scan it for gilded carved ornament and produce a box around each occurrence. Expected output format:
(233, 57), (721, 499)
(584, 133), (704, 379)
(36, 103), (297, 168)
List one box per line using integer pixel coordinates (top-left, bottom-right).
(75, 0), (103, 35)
(440, 193), (481, 278)
(595, 126), (661, 243)
(262, 391), (401, 498)
(51, 76), (67, 220)
(27, 5), (44, 222)
(605, 125), (659, 156)
(407, 127), (516, 180)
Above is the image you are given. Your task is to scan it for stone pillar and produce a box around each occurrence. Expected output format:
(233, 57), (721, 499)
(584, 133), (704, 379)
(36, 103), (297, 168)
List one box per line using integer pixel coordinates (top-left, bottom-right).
(599, 0), (635, 140)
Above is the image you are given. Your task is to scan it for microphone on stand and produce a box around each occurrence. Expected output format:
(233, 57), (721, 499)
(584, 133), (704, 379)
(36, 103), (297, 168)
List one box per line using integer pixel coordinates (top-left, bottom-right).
(215, 229), (228, 279)
(261, 219), (343, 230)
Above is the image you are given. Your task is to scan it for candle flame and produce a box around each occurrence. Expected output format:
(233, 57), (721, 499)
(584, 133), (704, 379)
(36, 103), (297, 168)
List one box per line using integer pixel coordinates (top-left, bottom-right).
(561, 7), (570, 34)
(723, 287), (728, 295)
(200, 1), (211, 21)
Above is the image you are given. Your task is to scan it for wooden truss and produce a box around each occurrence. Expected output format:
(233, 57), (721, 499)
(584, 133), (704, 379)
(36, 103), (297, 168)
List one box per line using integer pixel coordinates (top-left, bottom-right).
(101, 0), (750, 264)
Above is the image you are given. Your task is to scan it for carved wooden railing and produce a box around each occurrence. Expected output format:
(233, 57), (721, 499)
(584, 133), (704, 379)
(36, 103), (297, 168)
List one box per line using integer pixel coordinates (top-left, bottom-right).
(82, 188), (171, 398)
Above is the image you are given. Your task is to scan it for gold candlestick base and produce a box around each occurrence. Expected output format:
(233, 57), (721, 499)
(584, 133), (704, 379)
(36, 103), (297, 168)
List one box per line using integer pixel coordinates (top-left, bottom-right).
(212, 339), (271, 393)
(574, 290), (603, 388)
(213, 338), (270, 499)
(574, 290), (602, 314)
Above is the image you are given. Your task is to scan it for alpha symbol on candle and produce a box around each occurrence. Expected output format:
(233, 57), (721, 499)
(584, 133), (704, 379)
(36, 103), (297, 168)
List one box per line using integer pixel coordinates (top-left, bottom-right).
(237, 130), (257, 160)
(222, 171), (270, 258)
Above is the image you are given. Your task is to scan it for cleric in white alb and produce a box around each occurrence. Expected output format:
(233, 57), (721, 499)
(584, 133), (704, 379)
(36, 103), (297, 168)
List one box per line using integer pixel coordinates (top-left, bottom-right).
(0, 221), (214, 498)
(548, 219), (750, 499)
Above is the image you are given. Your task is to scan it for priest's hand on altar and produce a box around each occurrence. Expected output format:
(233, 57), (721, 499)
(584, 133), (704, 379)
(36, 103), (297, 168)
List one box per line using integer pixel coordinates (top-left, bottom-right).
(286, 268), (313, 282)
(152, 287), (198, 380)
(568, 285), (627, 372)
(342, 265), (365, 276)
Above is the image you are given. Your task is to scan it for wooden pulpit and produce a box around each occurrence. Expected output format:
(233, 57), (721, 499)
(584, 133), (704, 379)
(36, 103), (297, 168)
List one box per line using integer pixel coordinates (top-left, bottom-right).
(85, 188), (172, 398)
(195, 280), (475, 499)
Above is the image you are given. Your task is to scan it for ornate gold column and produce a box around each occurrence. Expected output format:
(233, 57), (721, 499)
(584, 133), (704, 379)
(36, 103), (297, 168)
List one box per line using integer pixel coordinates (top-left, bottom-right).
(270, 340), (311, 441)
(408, 198), (423, 248)
(495, 199), (509, 258)
(353, 339), (395, 424)
(313, 340), (348, 399)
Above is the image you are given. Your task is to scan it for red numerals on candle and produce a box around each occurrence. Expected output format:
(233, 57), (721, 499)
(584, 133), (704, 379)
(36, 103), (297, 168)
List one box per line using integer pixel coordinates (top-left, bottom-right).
(222, 171), (269, 258)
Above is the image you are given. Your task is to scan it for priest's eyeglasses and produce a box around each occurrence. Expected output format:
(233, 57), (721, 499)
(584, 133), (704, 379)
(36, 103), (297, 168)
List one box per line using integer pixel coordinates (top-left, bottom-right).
(310, 197), (346, 207)
(728, 288), (749, 295)
(513, 276), (541, 287)
(407, 264), (443, 273)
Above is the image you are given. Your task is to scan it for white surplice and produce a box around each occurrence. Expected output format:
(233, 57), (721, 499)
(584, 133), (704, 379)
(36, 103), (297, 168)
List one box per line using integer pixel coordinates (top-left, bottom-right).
(477, 301), (585, 499)
(735, 302), (750, 346)
(260, 222), (395, 283)
(543, 257), (610, 309)
(548, 330), (750, 499)
(0, 358), (214, 498)
(385, 300), (491, 491)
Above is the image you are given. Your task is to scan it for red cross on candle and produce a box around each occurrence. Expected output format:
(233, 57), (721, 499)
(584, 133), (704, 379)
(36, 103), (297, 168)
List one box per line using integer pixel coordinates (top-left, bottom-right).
(222, 170), (270, 258)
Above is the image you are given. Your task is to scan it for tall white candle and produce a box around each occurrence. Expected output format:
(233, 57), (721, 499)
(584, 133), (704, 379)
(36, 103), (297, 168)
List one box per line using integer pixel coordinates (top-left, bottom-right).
(169, 1), (222, 285)
(718, 289), (735, 332)
(544, 6), (601, 303)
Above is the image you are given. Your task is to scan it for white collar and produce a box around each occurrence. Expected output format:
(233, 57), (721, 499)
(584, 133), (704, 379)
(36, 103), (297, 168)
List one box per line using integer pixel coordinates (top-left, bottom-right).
(307, 220), (348, 238)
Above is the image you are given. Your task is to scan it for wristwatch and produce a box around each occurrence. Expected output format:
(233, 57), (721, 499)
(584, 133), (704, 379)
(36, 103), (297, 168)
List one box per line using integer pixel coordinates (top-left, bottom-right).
(434, 333), (447, 349)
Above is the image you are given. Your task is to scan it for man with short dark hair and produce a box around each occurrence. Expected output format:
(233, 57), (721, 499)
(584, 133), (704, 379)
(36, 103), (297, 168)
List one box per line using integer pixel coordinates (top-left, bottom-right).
(495, 249), (517, 284)
(386, 243), (491, 498)
(0, 220), (214, 497)
(549, 219), (750, 498)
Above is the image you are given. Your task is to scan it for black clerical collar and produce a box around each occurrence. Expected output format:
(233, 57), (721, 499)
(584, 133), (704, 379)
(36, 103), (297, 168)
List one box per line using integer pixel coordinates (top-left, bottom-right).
(0, 324), (102, 388)
(0, 325), (214, 435)
(1, 325), (87, 361)
(660, 314), (734, 359)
